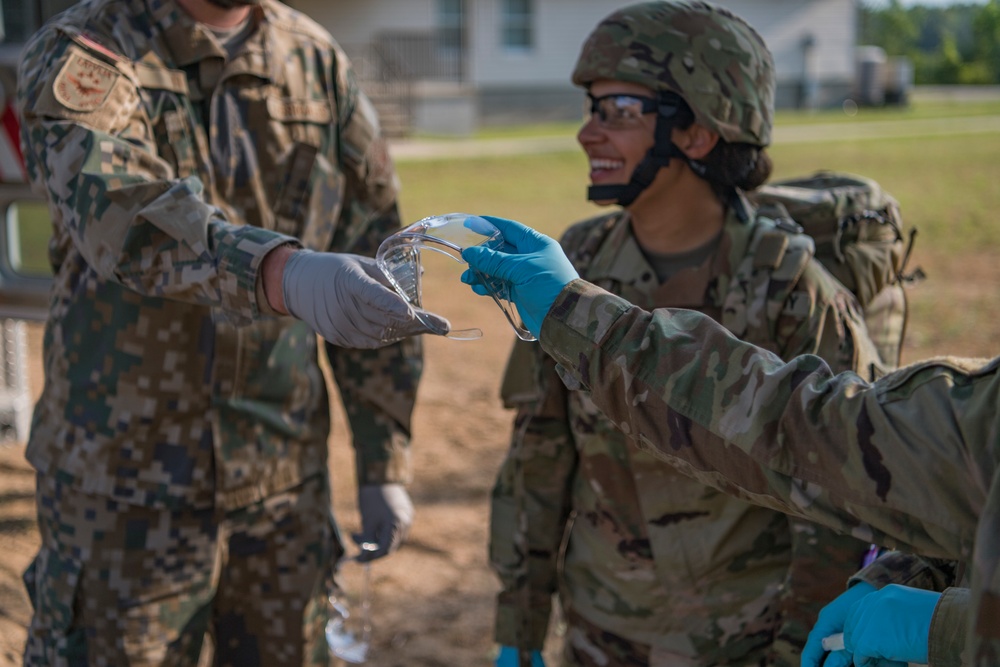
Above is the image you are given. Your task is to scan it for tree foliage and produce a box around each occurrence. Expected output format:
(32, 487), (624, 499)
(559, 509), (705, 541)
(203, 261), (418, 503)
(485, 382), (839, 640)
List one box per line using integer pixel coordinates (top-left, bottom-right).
(860, 0), (1000, 83)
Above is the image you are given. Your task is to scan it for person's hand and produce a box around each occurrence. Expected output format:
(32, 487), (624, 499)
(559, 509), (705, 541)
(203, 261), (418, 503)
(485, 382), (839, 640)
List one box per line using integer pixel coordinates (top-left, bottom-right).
(802, 581), (877, 667)
(280, 249), (449, 348)
(842, 584), (940, 666)
(495, 645), (546, 667)
(460, 216), (578, 339)
(352, 484), (414, 562)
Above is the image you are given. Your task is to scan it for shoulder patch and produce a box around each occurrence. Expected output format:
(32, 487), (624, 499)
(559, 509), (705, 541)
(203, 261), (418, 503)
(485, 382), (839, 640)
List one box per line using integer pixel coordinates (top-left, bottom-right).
(53, 49), (120, 112)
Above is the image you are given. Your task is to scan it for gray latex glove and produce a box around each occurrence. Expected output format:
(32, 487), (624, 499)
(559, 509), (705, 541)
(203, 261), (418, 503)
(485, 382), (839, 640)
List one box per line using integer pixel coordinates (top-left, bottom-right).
(352, 483), (414, 562)
(282, 250), (449, 348)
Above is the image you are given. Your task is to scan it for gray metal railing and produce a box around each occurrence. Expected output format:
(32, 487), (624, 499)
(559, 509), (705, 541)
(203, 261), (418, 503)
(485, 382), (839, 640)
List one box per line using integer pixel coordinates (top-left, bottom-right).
(343, 30), (468, 137)
(372, 30), (464, 82)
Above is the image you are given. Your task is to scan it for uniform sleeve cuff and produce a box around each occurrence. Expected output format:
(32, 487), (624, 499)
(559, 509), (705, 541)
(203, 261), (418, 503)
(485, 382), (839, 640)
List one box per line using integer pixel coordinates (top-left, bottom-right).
(355, 433), (413, 486)
(494, 598), (551, 649)
(539, 279), (631, 387)
(928, 587), (969, 667)
(216, 226), (300, 322)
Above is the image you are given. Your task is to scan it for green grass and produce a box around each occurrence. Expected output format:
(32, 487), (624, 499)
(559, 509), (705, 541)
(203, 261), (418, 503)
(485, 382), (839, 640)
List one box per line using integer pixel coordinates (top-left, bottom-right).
(768, 132), (1000, 253)
(6, 201), (51, 277)
(398, 151), (594, 239)
(410, 97), (1000, 141)
(773, 99), (1000, 126)
(398, 128), (1000, 253)
(418, 120), (583, 141)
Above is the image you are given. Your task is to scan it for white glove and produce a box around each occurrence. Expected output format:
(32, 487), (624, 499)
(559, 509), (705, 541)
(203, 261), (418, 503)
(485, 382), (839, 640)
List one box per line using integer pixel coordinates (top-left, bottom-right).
(282, 250), (449, 348)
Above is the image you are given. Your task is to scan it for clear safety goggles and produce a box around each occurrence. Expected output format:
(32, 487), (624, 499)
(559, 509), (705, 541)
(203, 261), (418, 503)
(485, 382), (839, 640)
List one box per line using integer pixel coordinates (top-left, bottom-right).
(584, 92), (691, 130)
(376, 213), (535, 341)
(585, 93), (658, 130)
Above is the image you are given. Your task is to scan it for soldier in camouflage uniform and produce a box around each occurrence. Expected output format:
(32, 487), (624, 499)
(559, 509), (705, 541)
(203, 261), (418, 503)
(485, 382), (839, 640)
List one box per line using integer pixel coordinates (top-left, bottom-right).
(463, 227), (1000, 667)
(16, 0), (444, 664)
(461, 222), (998, 665)
(489, 3), (883, 666)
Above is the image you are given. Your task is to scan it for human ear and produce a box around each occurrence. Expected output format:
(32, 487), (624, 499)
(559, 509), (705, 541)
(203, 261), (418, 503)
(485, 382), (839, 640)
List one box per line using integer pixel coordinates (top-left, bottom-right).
(674, 124), (719, 160)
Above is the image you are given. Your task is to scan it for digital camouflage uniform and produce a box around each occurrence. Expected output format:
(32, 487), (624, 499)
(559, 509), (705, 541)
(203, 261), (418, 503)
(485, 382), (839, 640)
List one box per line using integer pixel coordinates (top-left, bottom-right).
(537, 280), (1000, 667)
(492, 201), (878, 666)
(17, 0), (421, 664)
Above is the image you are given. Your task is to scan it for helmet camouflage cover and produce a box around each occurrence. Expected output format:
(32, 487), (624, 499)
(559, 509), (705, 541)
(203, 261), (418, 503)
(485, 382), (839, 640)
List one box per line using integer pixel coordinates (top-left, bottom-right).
(572, 0), (775, 146)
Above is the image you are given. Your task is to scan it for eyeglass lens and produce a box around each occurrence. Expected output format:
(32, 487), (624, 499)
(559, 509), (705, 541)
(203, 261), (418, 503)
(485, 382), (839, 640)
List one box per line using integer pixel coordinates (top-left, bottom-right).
(587, 94), (656, 129)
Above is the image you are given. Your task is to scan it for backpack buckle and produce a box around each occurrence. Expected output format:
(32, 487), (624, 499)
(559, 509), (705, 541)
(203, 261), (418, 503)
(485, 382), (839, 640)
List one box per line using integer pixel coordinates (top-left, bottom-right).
(775, 217), (804, 235)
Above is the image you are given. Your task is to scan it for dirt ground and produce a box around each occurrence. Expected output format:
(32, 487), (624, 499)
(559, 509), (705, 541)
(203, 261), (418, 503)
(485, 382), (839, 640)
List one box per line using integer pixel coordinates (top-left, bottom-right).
(0, 248), (996, 666)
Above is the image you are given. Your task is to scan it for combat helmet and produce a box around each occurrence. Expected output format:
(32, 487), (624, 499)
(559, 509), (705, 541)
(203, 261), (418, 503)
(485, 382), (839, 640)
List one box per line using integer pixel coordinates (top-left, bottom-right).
(573, 0), (775, 205)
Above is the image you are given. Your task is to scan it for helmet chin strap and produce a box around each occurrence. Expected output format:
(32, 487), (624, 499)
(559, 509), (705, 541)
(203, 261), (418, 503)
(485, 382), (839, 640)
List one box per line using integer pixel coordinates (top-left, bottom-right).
(587, 95), (702, 207)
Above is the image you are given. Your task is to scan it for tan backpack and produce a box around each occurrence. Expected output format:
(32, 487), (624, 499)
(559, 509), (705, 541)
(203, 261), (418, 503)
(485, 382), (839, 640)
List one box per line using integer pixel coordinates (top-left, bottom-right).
(502, 172), (921, 405)
(739, 171), (922, 373)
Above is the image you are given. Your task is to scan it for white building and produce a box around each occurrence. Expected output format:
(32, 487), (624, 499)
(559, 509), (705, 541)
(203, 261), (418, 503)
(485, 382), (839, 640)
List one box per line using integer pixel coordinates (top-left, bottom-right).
(289, 0), (857, 135)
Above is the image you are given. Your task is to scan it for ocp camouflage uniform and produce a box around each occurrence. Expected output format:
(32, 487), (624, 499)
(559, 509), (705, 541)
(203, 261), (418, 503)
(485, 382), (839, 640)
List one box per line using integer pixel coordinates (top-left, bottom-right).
(17, 1), (420, 664)
(538, 280), (1000, 666)
(491, 200), (879, 666)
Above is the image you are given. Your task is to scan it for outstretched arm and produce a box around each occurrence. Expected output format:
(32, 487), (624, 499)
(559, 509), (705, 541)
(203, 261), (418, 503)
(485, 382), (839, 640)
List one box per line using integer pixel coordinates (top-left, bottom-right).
(463, 215), (999, 667)
(462, 216), (993, 557)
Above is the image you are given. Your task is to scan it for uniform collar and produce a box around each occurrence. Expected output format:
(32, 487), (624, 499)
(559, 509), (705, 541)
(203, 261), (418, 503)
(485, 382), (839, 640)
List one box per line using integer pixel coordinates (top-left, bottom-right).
(146, 0), (273, 80)
(585, 211), (647, 285)
(585, 201), (758, 309)
(588, 204), (754, 282)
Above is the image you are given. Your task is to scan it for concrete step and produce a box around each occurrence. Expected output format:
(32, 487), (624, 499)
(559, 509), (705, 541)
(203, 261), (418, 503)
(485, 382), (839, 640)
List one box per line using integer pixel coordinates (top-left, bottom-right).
(358, 81), (412, 137)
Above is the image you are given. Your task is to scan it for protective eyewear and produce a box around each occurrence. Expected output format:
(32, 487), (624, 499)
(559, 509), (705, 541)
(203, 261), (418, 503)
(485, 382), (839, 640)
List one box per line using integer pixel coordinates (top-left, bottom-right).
(376, 213), (535, 341)
(326, 545), (377, 663)
(586, 93), (658, 129)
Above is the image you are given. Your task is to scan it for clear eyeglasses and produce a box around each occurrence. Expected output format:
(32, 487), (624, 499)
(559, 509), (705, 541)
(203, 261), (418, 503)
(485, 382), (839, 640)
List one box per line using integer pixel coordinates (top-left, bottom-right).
(326, 546), (377, 663)
(376, 213), (536, 341)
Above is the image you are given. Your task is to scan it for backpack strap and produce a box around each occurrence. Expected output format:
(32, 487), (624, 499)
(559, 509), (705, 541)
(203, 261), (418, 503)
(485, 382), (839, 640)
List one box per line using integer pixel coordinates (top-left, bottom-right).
(722, 215), (816, 354)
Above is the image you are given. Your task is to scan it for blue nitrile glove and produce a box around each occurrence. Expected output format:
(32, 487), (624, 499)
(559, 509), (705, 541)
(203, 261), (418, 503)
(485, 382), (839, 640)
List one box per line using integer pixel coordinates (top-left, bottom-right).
(352, 484), (414, 563)
(802, 581), (877, 667)
(460, 216), (578, 339)
(495, 645), (546, 667)
(843, 584), (940, 666)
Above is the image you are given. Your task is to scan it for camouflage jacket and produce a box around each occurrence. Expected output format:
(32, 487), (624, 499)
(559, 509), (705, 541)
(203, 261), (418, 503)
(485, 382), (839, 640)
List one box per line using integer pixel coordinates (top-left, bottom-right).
(490, 206), (879, 663)
(538, 280), (999, 667)
(17, 0), (422, 510)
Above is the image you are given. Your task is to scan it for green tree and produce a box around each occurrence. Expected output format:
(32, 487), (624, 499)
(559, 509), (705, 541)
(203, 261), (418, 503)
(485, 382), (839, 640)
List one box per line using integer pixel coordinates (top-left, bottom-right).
(971, 0), (1000, 81)
(860, 0), (999, 84)
(880, 0), (920, 56)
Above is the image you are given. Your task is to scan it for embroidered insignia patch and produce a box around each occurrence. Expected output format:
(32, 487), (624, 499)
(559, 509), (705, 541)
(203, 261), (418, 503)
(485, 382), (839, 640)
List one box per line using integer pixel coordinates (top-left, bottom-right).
(53, 49), (120, 112)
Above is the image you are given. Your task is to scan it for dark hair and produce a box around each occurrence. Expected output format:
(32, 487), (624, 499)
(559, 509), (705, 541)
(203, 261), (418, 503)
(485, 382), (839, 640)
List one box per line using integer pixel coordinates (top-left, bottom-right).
(665, 96), (772, 203)
(698, 142), (773, 203)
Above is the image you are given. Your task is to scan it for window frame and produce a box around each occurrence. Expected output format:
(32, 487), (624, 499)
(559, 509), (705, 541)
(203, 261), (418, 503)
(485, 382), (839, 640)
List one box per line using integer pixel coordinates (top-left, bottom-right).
(500, 0), (534, 53)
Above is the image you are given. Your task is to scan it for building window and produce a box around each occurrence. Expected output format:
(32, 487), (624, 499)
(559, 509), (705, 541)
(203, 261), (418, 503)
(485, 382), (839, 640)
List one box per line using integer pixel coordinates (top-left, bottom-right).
(1, 0), (35, 42)
(0, 0), (77, 43)
(501, 0), (533, 51)
(438, 0), (464, 53)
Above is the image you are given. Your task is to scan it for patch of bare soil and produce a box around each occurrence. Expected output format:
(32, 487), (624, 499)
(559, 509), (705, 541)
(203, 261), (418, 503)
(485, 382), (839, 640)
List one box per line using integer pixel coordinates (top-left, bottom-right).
(0, 291), (522, 667)
(0, 246), (994, 666)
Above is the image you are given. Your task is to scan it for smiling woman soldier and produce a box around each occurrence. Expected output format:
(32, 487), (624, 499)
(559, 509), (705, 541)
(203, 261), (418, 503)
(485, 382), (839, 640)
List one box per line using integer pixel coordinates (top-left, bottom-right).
(487, 2), (887, 666)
